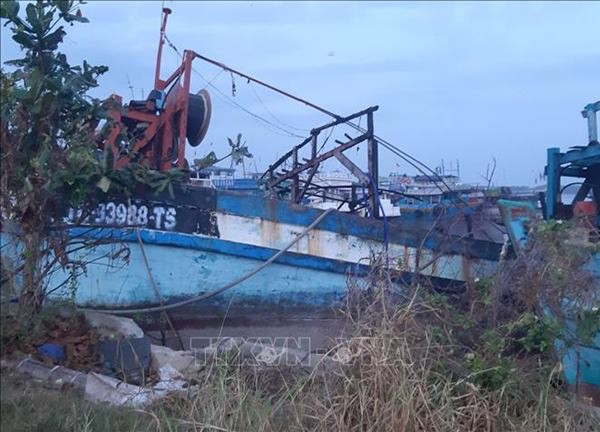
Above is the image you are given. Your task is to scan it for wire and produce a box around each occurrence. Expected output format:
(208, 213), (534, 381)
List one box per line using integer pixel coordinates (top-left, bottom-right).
(135, 227), (185, 350)
(185, 49), (459, 197)
(201, 75), (305, 139)
(163, 34), (305, 139)
(344, 121), (460, 198)
(165, 33), (460, 198)
(199, 68), (225, 91)
(249, 82), (310, 133)
(317, 125), (336, 155)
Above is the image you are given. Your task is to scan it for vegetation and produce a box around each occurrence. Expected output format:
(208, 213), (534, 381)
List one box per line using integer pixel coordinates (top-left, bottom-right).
(193, 133), (253, 171)
(1, 374), (154, 432)
(0, 1), (189, 321)
(1, 0), (106, 318)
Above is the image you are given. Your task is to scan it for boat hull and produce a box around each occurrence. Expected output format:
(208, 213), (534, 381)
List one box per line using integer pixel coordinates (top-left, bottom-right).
(556, 324), (600, 405)
(2, 187), (501, 317)
(50, 228), (352, 317)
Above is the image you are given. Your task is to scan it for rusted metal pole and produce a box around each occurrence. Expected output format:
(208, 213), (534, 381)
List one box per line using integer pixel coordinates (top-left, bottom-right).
(296, 163), (319, 204)
(267, 132), (370, 189)
(176, 50), (194, 168)
(311, 106), (378, 135)
(154, 8), (172, 90)
(367, 111), (379, 218)
(292, 148), (299, 202)
(335, 152), (370, 186)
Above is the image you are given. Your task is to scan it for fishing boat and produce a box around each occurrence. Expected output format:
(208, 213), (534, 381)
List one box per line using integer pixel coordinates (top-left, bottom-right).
(1, 8), (502, 319)
(499, 100), (600, 405)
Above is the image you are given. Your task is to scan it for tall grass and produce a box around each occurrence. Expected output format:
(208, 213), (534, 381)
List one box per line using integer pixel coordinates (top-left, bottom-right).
(145, 257), (598, 431)
(3, 226), (599, 431)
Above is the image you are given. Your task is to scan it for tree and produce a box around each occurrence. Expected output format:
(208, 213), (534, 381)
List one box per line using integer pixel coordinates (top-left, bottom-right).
(227, 133), (253, 175)
(192, 133), (253, 173)
(1, 0), (116, 319)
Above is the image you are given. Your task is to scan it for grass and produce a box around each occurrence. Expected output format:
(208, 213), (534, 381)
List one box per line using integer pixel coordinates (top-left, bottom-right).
(0, 372), (157, 432)
(3, 292), (597, 432)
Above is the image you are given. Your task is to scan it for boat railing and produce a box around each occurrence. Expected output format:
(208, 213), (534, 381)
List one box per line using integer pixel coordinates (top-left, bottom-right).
(189, 177), (216, 189)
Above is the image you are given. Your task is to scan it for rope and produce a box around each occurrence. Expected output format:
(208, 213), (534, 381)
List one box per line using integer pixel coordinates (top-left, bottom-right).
(79, 208), (334, 315)
(249, 82), (310, 133)
(135, 227), (185, 349)
(196, 71), (305, 139)
(16, 358), (31, 369)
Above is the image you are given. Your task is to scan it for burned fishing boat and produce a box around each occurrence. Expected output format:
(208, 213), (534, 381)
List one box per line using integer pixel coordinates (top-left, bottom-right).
(2, 8), (502, 318)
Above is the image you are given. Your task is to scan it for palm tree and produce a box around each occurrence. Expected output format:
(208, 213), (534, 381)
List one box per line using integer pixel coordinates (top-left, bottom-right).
(193, 133), (253, 175)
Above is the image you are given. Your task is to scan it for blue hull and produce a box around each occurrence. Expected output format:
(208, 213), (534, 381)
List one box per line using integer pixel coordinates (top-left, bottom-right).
(498, 200), (600, 404)
(556, 325), (600, 404)
(1, 187), (501, 317)
(49, 228), (351, 317)
(558, 253), (600, 403)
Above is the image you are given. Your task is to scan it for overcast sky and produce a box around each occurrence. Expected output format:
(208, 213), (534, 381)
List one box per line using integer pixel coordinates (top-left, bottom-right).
(2, 1), (599, 185)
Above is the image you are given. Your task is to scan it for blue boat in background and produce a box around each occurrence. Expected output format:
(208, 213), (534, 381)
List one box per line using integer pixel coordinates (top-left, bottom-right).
(499, 100), (600, 406)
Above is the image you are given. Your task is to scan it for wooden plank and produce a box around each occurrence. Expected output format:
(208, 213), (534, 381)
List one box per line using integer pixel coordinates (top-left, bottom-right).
(266, 132), (370, 189)
(295, 163), (320, 203)
(334, 152), (369, 186)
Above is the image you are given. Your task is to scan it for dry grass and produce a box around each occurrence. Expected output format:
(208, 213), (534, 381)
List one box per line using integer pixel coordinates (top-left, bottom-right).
(142, 254), (598, 432)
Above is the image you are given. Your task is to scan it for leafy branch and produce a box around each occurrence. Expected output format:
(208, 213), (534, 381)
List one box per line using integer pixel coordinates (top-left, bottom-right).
(0, 1), (187, 320)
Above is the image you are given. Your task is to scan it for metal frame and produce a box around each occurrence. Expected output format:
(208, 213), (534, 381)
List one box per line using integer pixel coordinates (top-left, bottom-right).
(99, 8), (388, 221)
(260, 106), (381, 217)
(102, 8), (194, 172)
(545, 101), (600, 221)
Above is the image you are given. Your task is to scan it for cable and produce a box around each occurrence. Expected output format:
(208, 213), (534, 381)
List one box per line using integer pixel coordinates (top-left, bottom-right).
(199, 68), (225, 92)
(249, 82), (310, 133)
(135, 227), (185, 349)
(79, 208), (334, 315)
(344, 121), (459, 198)
(163, 35), (305, 139)
(317, 125), (336, 155)
(165, 34), (462, 200)
(202, 76), (305, 139)
(184, 49), (461, 197)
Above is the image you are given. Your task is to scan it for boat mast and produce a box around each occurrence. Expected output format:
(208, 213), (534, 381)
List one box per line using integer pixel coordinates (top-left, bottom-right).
(154, 7), (172, 90)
